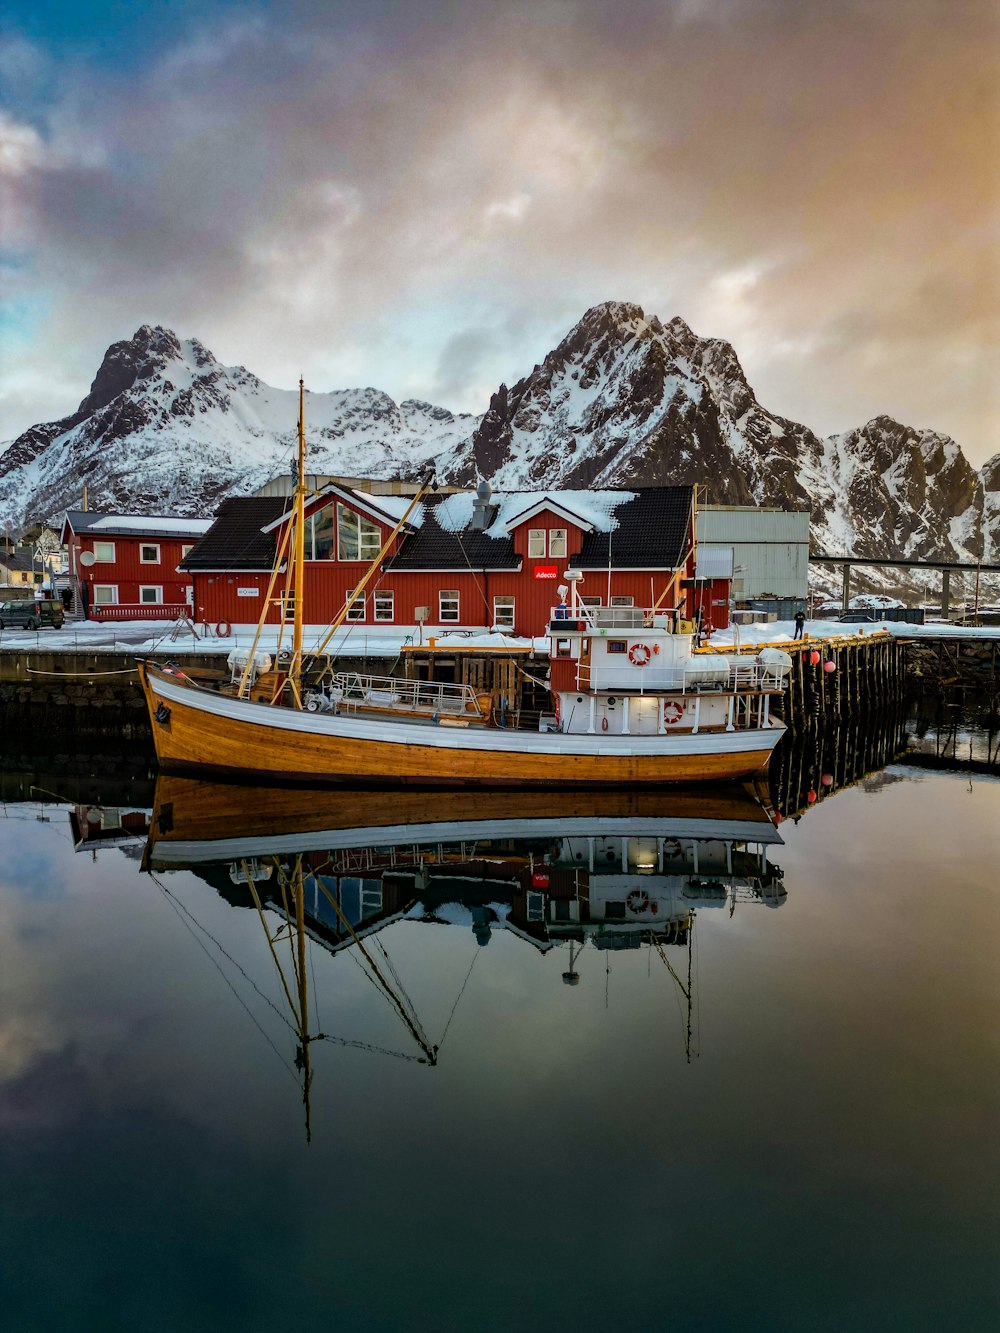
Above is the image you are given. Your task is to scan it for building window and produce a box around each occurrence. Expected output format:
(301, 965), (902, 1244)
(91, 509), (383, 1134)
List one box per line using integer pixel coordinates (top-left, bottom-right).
(140, 543), (160, 563)
(581, 596), (602, 608)
(611, 596), (634, 607)
(346, 592), (366, 621)
(181, 544), (195, 560)
(139, 586), (162, 604)
(549, 529), (567, 558)
(526, 891), (545, 922)
(93, 541), (115, 562)
(555, 638), (572, 657)
(93, 585), (118, 605)
(527, 529), (546, 558)
(493, 596), (515, 630)
(608, 639), (627, 654)
(439, 590), (460, 622)
(337, 504), (383, 561)
(306, 507), (335, 560)
(374, 590), (394, 621)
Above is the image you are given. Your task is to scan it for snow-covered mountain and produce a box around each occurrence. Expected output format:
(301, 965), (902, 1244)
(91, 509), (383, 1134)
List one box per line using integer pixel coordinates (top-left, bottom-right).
(442, 302), (997, 568)
(2, 306), (996, 580)
(0, 325), (478, 524)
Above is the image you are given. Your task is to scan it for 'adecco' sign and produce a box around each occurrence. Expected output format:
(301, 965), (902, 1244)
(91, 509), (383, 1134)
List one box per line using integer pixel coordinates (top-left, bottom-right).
(533, 565), (558, 580)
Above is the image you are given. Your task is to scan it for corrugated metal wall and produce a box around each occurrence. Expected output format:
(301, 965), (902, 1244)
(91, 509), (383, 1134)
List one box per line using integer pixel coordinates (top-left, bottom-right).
(697, 506), (809, 599)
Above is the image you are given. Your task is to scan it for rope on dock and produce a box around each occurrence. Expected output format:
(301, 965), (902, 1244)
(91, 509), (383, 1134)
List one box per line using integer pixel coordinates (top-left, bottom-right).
(25, 665), (138, 677)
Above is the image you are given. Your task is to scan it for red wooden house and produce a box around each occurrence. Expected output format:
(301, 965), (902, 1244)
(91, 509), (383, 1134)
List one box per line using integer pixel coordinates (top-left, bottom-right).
(181, 483), (717, 638)
(61, 510), (214, 619)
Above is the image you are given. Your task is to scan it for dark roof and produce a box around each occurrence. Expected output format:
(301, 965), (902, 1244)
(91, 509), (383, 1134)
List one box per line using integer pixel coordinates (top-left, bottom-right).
(180, 497), (286, 570)
(386, 496), (521, 572)
(177, 486), (694, 574)
(574, 487), (693, 569)
(0, 552), (36, 573)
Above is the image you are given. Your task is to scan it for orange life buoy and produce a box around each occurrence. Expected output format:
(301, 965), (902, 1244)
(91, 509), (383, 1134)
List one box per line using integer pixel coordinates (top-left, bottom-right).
(626, 889), (650, 914)
(628, 642), (651, 666)
(663, 699), (684, 725)
(215, 621), (232, 638)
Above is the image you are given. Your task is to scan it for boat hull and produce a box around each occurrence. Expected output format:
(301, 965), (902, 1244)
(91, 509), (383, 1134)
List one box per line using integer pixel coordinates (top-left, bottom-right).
(139, 661), (784, 786)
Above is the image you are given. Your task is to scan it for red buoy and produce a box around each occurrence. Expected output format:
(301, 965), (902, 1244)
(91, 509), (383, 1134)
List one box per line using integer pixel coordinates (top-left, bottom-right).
(809, 650), (821, 666)
(807, 789), (817, 803)
(823, 660), (836, 673)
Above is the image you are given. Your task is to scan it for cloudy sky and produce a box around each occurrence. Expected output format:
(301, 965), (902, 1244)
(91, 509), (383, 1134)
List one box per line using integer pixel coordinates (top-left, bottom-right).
(1, 0), (997, 465)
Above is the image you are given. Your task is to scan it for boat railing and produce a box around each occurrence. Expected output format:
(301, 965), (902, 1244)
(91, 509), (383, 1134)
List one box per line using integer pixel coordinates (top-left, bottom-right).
(551, 605), (675, 631)
(322, 671), (489, 720)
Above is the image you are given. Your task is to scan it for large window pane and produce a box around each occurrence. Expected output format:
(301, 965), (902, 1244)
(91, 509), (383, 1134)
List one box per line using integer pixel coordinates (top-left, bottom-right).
(337, 504), (382, 560)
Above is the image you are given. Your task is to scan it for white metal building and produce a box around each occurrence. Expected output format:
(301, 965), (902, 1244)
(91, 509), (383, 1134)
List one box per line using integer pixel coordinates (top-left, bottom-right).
(696, 505), (810, 602)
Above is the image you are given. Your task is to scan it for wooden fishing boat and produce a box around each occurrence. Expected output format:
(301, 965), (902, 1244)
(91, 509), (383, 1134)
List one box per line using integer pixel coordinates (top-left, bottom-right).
(139, 383), (790, 786)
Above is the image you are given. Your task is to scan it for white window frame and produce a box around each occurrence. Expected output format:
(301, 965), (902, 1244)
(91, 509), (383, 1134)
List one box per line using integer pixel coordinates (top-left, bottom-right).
(337, 504), (383, 562)
(493, 596), (515, 629)
(374, 590), (394, 622)
(93, 584), (118, 605)
(610, 596), (634, 607)
(93, 541), (116, 563)
(346, 592), (366, 622)
(139, 543), (161, 564)
(549, 529), (567, 558)
(580, 596), (602, 608)
(139, 585), (163, 604)
(527, 529), (546, 558)
(439, 590), (460, 622)
(181, 544), (195, 560)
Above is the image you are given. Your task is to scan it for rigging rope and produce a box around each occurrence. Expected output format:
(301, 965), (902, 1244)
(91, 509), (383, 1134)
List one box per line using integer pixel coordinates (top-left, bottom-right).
(149, 872), (298, 1082)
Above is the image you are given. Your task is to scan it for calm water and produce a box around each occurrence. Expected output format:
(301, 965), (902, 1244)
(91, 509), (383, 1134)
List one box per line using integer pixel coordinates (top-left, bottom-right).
(1, 746), (998, 1331)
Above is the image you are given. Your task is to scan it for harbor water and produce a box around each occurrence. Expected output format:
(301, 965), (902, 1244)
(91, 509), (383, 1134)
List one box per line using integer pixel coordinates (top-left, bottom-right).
(1, 725), (998, 1331)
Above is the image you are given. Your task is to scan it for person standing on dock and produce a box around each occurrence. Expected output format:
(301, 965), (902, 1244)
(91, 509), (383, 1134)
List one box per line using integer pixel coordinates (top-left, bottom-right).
(793, 609), (805, 639)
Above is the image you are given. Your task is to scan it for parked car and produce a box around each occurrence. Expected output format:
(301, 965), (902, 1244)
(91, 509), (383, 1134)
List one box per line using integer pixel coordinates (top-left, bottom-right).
(0, 599), (65, 630)
(837, 610), (878, 623)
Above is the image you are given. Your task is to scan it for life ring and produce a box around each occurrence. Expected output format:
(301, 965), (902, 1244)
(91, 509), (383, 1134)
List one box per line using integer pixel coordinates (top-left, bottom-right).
(215, 621), (232, 638)
(628, 642), (651, 666)
(663, 699), (684, 725)
(626, 889), (650, 914)
(663, 838), (682, 858)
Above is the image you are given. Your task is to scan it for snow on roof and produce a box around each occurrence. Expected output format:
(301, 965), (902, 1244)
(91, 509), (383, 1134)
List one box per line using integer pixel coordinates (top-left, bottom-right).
(434, 490), (635, 536)
(87, 516), (214, 536)
(348, 491), (424, 526)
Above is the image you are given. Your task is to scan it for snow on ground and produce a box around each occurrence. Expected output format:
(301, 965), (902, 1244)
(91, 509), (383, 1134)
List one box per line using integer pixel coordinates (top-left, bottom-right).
(708, 619), (1000, 646)
(0, 620), (552, 658)
(4, 615), (1000, 659)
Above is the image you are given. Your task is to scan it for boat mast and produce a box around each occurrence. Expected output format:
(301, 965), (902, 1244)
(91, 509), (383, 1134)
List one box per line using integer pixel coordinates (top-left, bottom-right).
(289, 378), (308, 707)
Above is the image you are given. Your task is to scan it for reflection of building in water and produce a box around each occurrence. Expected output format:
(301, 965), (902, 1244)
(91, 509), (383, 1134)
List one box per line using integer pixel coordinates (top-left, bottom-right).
(69, 804), (152, 853)
(182, 820), (785, 969)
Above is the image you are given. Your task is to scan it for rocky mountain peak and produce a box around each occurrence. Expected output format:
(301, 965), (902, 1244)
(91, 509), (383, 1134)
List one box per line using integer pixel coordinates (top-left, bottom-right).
(2, 304), (995, 576)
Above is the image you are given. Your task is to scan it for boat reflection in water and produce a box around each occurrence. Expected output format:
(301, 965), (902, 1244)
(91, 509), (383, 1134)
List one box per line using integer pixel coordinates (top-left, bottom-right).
(141, 778), (786, 1135)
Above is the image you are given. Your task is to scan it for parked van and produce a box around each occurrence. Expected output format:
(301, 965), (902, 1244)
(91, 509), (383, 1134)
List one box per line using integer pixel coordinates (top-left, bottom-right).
(0, 599), (65, 630)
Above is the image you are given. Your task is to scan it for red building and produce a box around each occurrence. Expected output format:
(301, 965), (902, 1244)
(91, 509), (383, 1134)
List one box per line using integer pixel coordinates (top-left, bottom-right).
(61, 510), (214, 619)
(182, 483), (720, 637)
